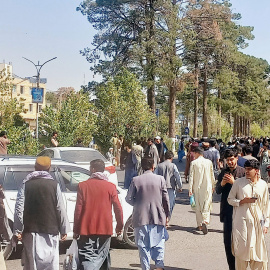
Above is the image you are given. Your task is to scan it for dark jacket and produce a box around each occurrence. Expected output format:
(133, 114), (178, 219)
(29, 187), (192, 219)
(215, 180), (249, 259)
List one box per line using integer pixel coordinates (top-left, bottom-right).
(24, 178), (61, 235)
(216, 166), (245, 222)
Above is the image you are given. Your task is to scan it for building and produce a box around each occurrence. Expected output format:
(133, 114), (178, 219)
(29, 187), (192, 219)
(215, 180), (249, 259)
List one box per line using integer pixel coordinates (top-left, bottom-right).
(0, 62), (47, 130)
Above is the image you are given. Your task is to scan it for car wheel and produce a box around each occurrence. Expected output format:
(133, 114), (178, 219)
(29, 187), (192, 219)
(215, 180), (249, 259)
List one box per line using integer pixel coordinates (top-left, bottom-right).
(3, 240), (13, 260)
(122, 217), (137, 248)
(3, 220), (13, 260)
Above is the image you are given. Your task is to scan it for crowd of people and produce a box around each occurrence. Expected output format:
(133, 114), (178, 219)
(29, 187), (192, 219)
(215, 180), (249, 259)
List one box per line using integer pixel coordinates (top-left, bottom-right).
(0, 132), (269, 270)
(113, 134), (270, 270)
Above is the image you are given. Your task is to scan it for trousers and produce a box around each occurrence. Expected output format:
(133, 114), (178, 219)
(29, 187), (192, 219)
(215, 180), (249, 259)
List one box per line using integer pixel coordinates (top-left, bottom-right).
(0, 249), (6, 270)
(235, 257), (267, 270)
(223, 215), (235, 270)
(135, 225), (168, 270)
(167, 188), (175, 218)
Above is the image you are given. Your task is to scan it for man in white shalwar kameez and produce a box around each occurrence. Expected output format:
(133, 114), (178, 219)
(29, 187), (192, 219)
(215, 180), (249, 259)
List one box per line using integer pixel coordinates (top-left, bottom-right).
(14, 157), (70, 270)
(228, 159), (270, 270)
(189, 147), (216, 234)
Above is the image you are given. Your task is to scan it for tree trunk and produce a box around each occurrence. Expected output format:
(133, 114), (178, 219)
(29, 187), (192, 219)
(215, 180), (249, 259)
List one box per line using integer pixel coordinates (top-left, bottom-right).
(193, 64), (199, 138)
(145, 0), (156, 112)
(217, 89), (221, 136)
(169, 84), (176, 138)
(235, 114), (239, 136)
(239, 116), (242, 136)
(233, 114), (236, 136)
(147, 83), (155, 112)
(227, 113), (231, 128)
(168, 0), (177, 139)
(202, 67), (208, 137)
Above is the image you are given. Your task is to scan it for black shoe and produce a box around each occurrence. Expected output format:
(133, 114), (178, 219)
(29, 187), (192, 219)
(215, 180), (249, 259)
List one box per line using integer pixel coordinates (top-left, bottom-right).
(202, 223), (208, 234)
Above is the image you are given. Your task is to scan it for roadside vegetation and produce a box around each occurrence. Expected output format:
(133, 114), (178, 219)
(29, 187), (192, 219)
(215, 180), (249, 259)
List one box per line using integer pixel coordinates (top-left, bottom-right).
(0, 1), (269, 155)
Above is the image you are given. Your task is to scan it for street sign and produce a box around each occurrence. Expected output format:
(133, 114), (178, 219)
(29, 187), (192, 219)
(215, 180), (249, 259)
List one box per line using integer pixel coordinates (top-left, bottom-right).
(31, 88), (44, 103)
(184, 127), (189, 135)
(156, 108), (159, 117)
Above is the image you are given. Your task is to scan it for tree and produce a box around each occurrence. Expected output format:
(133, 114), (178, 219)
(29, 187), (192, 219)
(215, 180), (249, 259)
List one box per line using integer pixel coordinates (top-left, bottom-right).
(0, 68), (40, 155)
(78, 0), (186, 140)
(182, 0), (254, 137)
(93, 69), (156, 151)
(39, 91), (97, 147)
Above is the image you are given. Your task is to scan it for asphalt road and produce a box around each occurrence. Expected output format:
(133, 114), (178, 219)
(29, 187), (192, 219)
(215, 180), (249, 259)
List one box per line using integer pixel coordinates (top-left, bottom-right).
(5, 157), (270, 270)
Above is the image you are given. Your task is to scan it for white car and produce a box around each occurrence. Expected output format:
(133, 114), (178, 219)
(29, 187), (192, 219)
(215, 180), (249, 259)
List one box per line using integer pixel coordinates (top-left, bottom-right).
(37, 147), (118, 186)
(0, 156), (135, 259)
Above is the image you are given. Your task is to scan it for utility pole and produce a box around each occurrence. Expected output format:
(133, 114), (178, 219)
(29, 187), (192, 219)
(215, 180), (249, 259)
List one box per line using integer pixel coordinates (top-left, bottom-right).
(23, 57), (57, 139)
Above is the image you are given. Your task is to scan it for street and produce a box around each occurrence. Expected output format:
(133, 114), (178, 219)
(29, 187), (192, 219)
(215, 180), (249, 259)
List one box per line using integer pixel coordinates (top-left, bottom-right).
(5, 158), (270, 270)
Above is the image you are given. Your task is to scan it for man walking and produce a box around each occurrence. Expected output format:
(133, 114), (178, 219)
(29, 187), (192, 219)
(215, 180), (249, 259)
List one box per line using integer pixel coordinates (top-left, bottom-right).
(73, 159), (123, 270)
(154, 136), (165, 162)
(126, 157), (170, 270)
(216, 149), (245, 270)
(132, 139), (144, 175)
(228, 159), (269, 270)
(144, 138), (159, 168)
(155, 150), (182, 218)
(177, 137), (185, 162)
(203, 140), (220, 179)
(189, 147), (215, 234)
(14, 156), (70, 270)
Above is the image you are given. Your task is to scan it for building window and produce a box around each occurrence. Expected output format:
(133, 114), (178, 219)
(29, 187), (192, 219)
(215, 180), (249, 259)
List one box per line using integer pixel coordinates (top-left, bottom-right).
(29, 104), (33, 112)
(12, 85), (16, 93)
(38, 105), (42, 112)
(20, 86), (24, 94)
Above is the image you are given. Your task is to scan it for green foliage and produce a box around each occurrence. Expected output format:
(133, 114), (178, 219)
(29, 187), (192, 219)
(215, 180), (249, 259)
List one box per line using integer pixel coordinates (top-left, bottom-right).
(45, 92), (58, 108)
(6, 126), (40, 155)
(39, 91), (97, 147)
(250, 123), (266, 138)
(157, 112), (169, 136)
(94, 69), (156, 152)
(0, 68), (39, 155)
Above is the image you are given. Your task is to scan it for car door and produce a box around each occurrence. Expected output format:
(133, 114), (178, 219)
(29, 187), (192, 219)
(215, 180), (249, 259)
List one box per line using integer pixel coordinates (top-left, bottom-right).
(2, 165), (59, 224)
(55, 165), (91, 230)
(2, 166), (34, 221)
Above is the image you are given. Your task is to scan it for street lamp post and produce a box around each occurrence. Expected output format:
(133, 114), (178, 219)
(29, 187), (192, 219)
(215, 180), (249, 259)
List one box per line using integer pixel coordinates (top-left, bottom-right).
(23, 57), (57, 139)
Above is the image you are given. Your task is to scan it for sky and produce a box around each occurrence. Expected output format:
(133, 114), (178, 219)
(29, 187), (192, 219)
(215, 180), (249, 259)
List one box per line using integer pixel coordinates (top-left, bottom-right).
(0, 0), (269, 92)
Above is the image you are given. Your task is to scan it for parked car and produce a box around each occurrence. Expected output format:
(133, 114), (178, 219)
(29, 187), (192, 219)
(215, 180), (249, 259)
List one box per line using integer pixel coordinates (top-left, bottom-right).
(0, 156), (135, 259)
(37, 147), (118, 185)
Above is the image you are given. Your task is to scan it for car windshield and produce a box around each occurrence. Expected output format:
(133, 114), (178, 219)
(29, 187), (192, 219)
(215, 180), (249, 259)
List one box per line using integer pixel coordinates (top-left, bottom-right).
(60, 150), (107, 163)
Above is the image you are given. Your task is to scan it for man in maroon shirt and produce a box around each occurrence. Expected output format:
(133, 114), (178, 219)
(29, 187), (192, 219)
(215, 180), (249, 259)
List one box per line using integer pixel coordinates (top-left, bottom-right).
(73, 159), (123, 270)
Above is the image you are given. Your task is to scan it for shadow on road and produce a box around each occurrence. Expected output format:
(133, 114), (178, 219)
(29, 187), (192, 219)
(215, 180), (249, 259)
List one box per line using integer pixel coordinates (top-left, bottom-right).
(127, 264), (191, 270)
(128, 264), (191, 270)
(167, 224), (222, 235)
(175, 189), (189, 205)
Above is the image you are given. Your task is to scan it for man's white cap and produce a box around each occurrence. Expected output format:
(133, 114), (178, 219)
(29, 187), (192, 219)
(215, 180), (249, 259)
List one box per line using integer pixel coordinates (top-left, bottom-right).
(155, 136), (161, 140)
